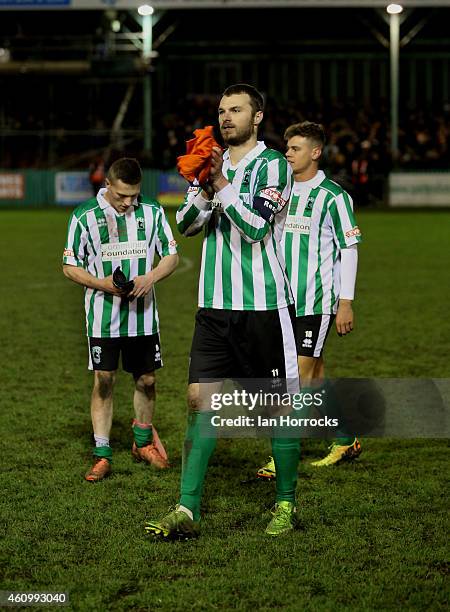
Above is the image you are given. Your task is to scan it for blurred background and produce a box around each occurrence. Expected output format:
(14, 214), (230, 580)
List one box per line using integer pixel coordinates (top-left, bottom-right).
(1, 5), (449, 608)
(1, 0), (449, 208)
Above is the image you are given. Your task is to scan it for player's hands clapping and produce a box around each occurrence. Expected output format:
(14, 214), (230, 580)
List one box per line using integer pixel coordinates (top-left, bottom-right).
(129, 272), (154, 299)
(200, 180), (214, 201)
(336, 299), (354, 336)
(210, 147), (228, 192)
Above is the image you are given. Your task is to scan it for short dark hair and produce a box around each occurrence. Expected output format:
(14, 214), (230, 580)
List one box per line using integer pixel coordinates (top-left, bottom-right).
(284, 121), (326, 148)
(221, 83), (264, 115)
(107, 157), (142, 185)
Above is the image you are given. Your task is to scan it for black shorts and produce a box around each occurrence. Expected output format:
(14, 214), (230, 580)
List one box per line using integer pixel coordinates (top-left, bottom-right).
(88, 334), (162, 375)
(188, 306), (298, 385)
(296, 314), (335, 358)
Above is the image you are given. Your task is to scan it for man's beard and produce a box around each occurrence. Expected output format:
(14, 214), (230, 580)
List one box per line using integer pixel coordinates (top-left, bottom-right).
(221, 121), (254, 146)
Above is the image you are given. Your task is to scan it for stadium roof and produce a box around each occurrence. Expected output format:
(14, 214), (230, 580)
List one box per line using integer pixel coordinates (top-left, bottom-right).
(2, 0), (450, 9)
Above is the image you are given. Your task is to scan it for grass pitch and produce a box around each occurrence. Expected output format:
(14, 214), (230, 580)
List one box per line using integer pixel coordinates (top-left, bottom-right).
(0, 209), (449, 611)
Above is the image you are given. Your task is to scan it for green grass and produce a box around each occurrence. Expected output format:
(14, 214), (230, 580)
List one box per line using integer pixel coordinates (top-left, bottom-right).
(0, 209), (449, 611)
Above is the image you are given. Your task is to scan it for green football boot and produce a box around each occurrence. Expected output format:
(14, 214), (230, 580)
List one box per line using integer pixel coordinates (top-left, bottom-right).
(265, 501), (298, 537)
(311, 437), (362, 467)
(144, 506), (200, 540)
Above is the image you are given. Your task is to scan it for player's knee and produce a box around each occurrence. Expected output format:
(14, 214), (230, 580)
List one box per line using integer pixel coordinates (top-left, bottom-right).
(94, 371), (115, 399)
(299, 357), (318, 385)
(135, 372), (156, 396)
(313, 357), (324, 381)
(187, 384), (200, 412)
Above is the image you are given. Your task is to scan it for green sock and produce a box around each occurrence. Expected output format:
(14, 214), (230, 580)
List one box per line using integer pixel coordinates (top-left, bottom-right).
(93, 446), (112, 462)
(132, 420), (153, 448)
(271, 436), (301, 505)
(179, 411), (217, 522)
(320, 380), (354, 446)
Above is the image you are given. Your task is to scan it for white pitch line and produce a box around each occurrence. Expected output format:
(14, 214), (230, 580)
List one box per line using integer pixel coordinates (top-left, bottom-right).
(25, 282), (66, 290)
(174, 256), (194, 275)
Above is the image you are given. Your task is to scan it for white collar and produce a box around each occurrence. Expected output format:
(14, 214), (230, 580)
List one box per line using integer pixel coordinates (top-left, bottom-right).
(293, 170), (326, 191)
(223, 141), (267, 170)
(96, 187), (138, 212)
(96, 188), (111, 210)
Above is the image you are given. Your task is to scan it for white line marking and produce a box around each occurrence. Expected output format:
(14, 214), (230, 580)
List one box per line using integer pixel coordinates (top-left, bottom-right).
(174, 256), (194, 275)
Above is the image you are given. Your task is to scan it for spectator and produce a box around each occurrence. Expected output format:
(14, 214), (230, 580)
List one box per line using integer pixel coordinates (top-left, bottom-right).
(88, 156), (106, 196)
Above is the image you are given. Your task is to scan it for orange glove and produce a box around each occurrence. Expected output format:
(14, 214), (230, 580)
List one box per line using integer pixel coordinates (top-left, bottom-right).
(177, 126), (222, 186)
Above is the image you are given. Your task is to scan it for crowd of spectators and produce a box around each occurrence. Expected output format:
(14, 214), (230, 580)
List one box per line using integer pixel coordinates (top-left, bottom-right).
(2, 96), (449, 206)
(154, 96), (450, 205)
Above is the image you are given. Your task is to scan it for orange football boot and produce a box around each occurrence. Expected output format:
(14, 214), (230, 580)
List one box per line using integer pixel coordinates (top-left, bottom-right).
(132, 442), (169, 469)
(85, 457), (111, 482)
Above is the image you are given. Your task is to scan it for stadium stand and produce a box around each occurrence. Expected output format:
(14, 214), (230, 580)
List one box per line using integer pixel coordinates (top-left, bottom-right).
(0, 6), (449, 204)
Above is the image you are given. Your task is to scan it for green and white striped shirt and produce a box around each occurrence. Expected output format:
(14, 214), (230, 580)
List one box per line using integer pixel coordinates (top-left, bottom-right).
(176, 141), (293, 311)
(63, 188), (177, 338)
(282, 170), (362, 316)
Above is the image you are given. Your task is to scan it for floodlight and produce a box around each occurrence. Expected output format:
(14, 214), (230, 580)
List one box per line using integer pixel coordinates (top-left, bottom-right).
(111, 20), (121, 32)
(0, 48), (10, 63)
(138, 4), (154, 16)
(386, 4), (403, 14)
